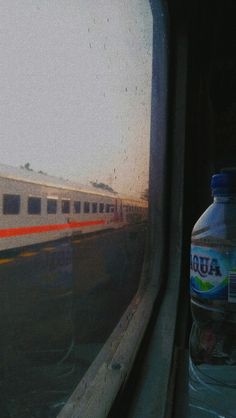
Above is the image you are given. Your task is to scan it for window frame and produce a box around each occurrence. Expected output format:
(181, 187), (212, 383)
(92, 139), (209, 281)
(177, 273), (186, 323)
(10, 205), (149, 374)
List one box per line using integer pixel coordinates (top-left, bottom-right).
(1, 2), (190, 418)
(57, 3), (182, 418)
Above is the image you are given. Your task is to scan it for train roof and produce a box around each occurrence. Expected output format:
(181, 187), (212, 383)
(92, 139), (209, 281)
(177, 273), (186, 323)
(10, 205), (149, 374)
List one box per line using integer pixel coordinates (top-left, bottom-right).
(0, 163), (117, 198)
(0, 163), (148, 205)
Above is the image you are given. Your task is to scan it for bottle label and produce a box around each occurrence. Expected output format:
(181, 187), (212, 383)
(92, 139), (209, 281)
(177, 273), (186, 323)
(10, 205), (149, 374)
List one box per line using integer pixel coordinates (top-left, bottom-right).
(190, 245), (236, 301)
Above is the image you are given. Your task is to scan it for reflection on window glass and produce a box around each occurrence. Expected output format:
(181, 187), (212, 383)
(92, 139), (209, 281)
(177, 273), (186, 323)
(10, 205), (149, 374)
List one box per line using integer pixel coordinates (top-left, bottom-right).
(1, 1), (152, 417)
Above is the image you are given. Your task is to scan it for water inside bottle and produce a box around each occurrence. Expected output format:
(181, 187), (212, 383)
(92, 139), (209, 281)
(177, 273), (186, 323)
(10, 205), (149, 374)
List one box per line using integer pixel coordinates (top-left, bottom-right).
(189, 174), (236, 417)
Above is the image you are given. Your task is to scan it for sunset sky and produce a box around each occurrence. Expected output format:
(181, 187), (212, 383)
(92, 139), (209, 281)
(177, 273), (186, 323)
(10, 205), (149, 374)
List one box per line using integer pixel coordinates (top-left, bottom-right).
(0, 1), (153, 198)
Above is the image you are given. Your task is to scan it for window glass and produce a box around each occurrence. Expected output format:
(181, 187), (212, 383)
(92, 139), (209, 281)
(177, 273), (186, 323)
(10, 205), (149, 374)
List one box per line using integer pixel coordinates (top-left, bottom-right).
(84, 202), (90, 213)
(92, 203), (97, 213)
(28, 197), (41, 215)
(47, 198), (57, 214)
(74, 201), (81, 213)
(62, 200), (70, 214)
(1, 1), (152, 416)
(3, 194), (20, 215)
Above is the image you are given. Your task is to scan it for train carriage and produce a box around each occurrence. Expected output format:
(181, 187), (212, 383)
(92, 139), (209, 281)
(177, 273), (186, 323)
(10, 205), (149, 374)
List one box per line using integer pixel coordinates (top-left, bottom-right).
(0, 164), (148, 252)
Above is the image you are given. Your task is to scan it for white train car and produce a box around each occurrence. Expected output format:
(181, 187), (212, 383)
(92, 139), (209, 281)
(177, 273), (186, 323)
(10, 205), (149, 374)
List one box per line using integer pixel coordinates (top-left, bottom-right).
(121, 197), (148, 224)
(0, 164), (148, 252)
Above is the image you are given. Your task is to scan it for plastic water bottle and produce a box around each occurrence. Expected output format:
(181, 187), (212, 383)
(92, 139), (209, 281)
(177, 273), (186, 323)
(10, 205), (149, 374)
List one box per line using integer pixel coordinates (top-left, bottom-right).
(189, 169), (236, 418)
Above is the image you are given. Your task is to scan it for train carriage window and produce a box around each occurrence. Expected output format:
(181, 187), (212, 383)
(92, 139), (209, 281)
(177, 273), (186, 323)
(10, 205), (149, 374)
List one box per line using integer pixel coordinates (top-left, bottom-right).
(3, 194), (20, 215)
(61, 199), (70, 214)
(99, 203), (104, 213)
(92, 202), (98, 213)
(47, 198), (57, 214)
(28, 197), (41, 215)
(74, 201), (81, 213)
(1, 1), (152, 417)
(84, 201), (90, 213)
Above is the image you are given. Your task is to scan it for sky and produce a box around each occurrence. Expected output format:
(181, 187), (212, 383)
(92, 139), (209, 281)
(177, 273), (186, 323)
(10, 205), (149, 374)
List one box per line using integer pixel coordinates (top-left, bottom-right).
(0, 1), (153, 198)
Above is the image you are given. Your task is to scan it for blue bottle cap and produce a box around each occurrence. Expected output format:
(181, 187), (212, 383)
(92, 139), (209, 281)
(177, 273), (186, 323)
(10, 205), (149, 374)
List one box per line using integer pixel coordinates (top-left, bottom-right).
(211, 168), (236, 195)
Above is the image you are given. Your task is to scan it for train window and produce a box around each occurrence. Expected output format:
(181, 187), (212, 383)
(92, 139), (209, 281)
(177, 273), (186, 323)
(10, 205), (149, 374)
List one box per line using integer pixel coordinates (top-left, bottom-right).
(74, 201), (81, 213)
(99, 203), (104, 213)
(92, 202), (98, 213)
(3, 194), (20, 215)
(28, 197), (41, 215)
(84, 201), (90, 213)
(1, 1), (152, 417)
(47, 198), (57, 214)
(61, 199), (70, 214)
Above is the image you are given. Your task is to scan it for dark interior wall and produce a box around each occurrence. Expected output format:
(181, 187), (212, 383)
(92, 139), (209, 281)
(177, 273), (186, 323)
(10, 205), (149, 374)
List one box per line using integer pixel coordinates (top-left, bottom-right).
(209, 1), (236, 170)
(185, 0), (236, 224)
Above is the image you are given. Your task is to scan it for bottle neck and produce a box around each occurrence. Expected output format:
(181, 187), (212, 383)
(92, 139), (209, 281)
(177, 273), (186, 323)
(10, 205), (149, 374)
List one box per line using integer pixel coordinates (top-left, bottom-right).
(214, 195), (236, 203)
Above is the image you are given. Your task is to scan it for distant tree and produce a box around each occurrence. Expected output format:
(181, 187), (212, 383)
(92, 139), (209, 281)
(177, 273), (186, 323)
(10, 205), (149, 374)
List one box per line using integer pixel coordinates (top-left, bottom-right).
(141, 188), (149, 200)
(20, 162), (33, 171)
(20, 163), (47, 175)
(90, 181), (117, 194)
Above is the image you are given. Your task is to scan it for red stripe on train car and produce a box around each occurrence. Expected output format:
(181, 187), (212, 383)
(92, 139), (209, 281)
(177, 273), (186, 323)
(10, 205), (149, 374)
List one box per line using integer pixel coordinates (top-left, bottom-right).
(0, 220), (106, 238)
